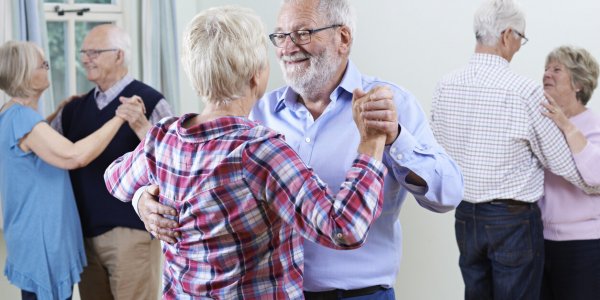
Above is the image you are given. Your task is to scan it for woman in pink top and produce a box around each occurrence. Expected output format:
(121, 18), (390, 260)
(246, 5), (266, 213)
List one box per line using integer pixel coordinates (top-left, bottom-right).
(539, 45), (600, 299)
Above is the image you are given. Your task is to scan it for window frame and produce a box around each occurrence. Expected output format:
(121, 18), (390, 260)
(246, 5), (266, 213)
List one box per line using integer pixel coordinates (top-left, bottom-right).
(43, 0), (124, 100)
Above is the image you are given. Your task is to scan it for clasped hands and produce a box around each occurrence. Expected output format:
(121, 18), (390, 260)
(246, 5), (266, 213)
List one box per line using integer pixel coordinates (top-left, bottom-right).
(352, 86), (399, 145)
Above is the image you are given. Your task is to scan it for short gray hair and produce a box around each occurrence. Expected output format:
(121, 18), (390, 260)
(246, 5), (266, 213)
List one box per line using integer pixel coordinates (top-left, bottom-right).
(181, 6), (268, 104)
(284, 0), (356, 43)
(104, 25), (132, 67)
(473, 0), (526, 47)
(0, 41), (44, 98)
(546, 46), (599, 105)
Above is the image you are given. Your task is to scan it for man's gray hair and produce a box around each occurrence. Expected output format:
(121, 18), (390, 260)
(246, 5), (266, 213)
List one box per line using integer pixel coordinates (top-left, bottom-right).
(284, 0), (356, 41)
(105, 25), (132, 67)
(473, 0), (526, 47)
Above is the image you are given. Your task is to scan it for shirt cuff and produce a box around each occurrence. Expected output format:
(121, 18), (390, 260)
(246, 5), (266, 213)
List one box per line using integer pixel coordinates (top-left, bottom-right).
(132, 187), (146, 217)
(387, 124), (418, 163)
(354, 153), (387, 178)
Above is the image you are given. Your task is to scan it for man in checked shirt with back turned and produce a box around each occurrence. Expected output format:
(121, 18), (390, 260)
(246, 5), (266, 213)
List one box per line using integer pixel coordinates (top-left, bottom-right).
(430, 0), (600, 299)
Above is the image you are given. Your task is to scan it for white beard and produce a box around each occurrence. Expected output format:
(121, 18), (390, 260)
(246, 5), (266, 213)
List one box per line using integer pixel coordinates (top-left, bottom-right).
(279, 47), (342, 100)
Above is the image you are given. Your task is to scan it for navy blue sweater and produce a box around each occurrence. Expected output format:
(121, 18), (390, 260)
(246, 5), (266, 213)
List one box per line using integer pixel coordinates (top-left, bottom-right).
(62, 80), (163, 237)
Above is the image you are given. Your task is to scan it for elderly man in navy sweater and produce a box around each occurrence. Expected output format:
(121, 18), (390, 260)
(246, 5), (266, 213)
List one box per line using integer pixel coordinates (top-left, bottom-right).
(50, 24), (172, 300)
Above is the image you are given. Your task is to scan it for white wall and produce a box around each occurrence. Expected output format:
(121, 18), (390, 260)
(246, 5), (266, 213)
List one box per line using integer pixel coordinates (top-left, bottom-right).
(1, 0), (600, 299)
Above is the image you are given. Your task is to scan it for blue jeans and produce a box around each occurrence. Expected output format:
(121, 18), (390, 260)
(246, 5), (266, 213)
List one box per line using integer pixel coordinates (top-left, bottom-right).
(455, 200), (544, 300)
(345, 288), (394, 300)
(541, 238), (600, 300)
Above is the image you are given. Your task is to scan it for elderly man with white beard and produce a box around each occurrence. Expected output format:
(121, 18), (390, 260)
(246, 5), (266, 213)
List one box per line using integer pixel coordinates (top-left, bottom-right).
(135, 0), (463, 299)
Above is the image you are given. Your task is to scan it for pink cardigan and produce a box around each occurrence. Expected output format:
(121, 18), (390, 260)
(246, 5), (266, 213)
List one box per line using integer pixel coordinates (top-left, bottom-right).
(539, 109), (600, 241)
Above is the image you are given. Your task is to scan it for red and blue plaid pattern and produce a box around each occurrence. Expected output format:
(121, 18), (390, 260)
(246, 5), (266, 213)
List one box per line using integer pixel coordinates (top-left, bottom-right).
(104, 114), (386, 299)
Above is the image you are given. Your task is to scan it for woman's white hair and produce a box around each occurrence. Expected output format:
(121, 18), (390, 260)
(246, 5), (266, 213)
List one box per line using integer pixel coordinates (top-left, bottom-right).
(0, 41), (44, 98)
(181, 6), (268, 104)
(473, 0), (526, 47)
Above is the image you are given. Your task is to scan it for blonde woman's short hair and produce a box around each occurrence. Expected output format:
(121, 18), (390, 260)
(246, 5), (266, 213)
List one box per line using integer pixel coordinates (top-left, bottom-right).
(181, 5), (268, 104)
(546, 46), (599, 105)
(0, 41), (44, 98)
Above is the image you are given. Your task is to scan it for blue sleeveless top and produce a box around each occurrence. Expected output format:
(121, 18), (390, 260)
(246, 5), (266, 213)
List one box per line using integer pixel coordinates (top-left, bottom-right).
(0, 104), (86, 300)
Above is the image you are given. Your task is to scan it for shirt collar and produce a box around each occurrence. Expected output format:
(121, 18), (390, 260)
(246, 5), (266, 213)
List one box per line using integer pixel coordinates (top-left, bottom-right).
(274, 60), (361, 113)
(470, 53), (510, 67)
(94, 74), (134, 104)
(176, 113), (256, 143)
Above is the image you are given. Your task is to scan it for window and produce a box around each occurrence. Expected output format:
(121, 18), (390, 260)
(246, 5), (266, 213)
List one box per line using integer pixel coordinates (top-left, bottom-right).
(44, 0), (123, 102)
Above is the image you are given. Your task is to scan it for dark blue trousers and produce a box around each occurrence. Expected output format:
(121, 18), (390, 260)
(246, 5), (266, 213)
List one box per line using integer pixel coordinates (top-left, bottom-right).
(455, 200), (544, 300)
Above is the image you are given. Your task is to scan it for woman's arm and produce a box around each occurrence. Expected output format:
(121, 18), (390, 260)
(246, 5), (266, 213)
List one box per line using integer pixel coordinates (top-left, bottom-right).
(243, 91), (387, 249)
(542, 92), (587, 153)
(20, 116), (125, 169)
(542, 92), (600, 185)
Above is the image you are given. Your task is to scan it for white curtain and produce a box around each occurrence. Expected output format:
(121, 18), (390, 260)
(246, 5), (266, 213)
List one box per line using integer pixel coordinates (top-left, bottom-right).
(12, 0), (55, 115)
(140, 0), (180, 114)
(0, 0), (13, 104)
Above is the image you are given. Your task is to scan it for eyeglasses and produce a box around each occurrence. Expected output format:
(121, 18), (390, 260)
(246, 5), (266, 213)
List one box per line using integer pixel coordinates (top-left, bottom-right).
(79, 48), (118, 59)
(513, 30), (529, 46)
(501, 29), (529, 46)
(39, 60), (49, 70)
(269, 24), (342, 48)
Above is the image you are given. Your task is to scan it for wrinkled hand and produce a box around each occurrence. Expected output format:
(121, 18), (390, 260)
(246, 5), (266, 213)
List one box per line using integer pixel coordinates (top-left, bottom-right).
(353, 88), (388, 161)
(359, 86), (399, 144)
(541, 92), (573, 133)
(352, 89), (372, 139)
(116, 95), (151, 139)
(353, 87), (387, 140)
(139, 185), (180, 244)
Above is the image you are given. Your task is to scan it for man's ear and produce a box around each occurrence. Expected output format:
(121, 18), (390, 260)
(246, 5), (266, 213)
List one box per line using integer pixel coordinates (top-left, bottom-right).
(115, 49), (124, 64)
(500, 29), (512, 47)
(338, 25), (352, 55)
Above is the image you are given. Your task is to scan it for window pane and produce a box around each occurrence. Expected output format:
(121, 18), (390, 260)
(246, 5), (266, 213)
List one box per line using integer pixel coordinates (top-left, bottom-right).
(47, 21), (69, 102)
(75, 21), (111, 93)
(74, 0), (114, 4)
(44, 0), (66, 3)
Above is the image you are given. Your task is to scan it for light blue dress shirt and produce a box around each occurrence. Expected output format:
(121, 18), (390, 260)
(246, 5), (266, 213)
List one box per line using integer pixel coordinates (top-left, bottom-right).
(250, 61), (463, 291)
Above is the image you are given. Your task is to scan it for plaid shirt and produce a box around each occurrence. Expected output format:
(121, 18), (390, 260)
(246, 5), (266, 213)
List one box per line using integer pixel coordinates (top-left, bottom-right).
(431, 53), (600, 203)
(104, 114), (386, 299)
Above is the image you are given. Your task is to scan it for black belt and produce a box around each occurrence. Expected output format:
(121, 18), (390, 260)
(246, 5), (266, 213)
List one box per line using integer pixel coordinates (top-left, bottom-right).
(304, 285), (386, 299)
(488, 199), (530, 206)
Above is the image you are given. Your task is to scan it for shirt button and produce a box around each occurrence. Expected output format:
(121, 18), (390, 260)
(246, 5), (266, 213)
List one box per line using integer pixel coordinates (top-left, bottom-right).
(396, 154), (403, 160)
(390, 147), (397, 154)
(305, 137), (311, 143)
